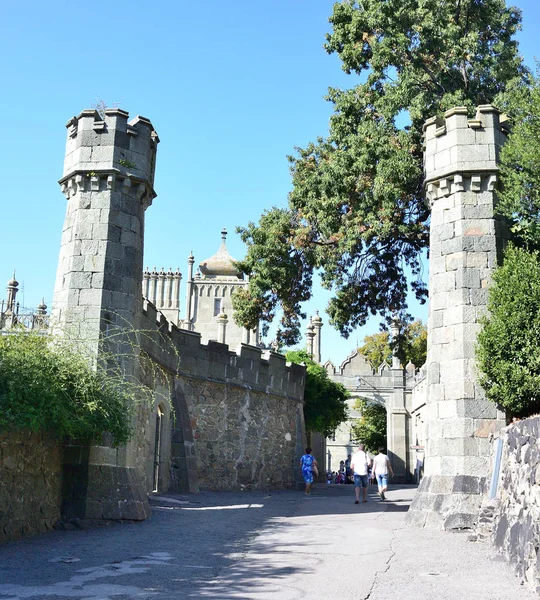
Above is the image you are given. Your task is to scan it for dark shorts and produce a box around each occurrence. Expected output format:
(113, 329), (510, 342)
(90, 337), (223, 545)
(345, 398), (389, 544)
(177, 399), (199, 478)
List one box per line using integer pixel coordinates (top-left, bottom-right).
(354, 474), (368, 488)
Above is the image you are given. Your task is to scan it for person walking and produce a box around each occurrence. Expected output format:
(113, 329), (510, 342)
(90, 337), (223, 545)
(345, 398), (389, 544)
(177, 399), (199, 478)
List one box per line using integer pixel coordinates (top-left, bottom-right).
(350, 444), (371, 504)
(372, 447), (394, 501)
(300, 447), (318, 495)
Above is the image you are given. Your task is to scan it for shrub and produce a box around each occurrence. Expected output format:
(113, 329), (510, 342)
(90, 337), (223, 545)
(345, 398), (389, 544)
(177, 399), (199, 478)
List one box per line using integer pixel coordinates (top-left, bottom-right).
(0, 331), (131, 444)
(476, 244), (540, 417)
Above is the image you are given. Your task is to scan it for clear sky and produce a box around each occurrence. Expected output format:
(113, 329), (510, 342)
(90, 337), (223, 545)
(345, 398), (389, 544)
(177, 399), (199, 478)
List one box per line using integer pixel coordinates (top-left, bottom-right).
(1, 0), (539, 366)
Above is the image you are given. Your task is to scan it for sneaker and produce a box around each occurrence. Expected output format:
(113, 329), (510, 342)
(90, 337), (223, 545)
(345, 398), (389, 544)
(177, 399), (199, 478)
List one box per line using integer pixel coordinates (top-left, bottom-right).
(381, 492), (386, 501)
(355, 500), (359, 504)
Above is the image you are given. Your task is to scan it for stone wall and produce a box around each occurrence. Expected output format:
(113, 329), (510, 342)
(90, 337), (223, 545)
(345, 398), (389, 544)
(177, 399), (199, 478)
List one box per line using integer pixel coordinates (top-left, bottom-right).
(139, 300), (306, 493)
(491, 417), (540, 591)
(0, 431), (62, 544)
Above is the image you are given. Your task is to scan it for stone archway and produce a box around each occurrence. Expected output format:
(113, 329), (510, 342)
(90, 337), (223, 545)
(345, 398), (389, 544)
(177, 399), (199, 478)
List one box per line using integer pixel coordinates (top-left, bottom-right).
(169, 378), (199, 493)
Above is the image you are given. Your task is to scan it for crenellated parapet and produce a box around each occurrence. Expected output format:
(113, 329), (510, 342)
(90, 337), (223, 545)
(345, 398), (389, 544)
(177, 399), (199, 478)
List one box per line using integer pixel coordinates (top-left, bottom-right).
(60, 109), (159, 208)
(424, 105), (508, 205)
(141, 299), (305, 403)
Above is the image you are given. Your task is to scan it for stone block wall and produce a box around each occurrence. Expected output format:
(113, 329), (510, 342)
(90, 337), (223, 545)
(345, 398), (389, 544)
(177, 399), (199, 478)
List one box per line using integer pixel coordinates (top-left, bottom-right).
(491, 417), (540, 591)
(407, 105), (509, 529)
(139, 301), (306, 492)
(0, 431), (62, 544)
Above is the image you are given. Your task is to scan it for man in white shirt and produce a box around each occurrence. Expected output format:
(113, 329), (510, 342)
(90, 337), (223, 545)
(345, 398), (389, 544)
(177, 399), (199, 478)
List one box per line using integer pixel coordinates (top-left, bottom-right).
(372, 446), (394, 501)
(350, 444), (371, 504)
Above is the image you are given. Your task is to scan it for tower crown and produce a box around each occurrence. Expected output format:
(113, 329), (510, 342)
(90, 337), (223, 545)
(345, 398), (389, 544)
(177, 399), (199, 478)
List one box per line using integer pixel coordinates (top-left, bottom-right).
(423, 105), (508, 187)
(62, 108), (159, 190)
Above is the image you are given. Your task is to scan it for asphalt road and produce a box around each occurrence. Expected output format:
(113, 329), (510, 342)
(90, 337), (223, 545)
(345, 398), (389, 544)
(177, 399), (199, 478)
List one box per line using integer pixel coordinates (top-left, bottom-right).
(0, 484), (535, 599)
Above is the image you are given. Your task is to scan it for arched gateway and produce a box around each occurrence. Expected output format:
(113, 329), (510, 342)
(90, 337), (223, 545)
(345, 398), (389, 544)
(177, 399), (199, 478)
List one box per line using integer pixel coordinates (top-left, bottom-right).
(321, 345), (419, 483)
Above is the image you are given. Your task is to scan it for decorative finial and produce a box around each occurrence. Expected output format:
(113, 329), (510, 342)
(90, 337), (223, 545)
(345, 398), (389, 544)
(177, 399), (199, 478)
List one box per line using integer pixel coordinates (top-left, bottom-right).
(312, 310), (322, 324)
(37, 298), (47, 314)
(221, 228), (227, 240)
(7, 271), (18, 287)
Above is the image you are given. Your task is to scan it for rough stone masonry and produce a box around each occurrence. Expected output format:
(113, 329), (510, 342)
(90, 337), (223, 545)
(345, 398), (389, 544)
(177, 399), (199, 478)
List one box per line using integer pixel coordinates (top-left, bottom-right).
(48, 108), (306, 525)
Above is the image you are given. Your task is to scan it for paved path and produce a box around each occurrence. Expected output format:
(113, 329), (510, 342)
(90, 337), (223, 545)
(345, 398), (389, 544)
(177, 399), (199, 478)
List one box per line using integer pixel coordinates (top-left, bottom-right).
(0, 484), (535, 599)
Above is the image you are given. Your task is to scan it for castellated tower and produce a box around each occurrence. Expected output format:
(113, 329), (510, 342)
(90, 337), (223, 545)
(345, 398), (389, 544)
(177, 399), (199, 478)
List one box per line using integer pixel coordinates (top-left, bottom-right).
(407, 105), (509, 530)
(53, 108), (158, 351)
(52, 108), (158, 520)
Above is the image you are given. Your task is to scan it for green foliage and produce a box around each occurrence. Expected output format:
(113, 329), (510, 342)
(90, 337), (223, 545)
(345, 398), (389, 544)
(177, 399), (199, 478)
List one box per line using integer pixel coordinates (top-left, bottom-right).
(350, 398), (387, 453)
(0, 331), (132, 444)
(286, 349), (349, 436)
(476, 245), (540, 417)
(359, 320), (427, 370)
(118, 158), (137, 169)
(359, 331), (392, 370)
(235, 0), (526, 345)
(498, 70), (540, 247)
(400, 320), (428, 368)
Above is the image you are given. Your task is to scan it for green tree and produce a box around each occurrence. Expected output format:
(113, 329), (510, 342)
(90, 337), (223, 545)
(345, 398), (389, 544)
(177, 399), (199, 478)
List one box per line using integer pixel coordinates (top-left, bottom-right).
(350, 399), (386, 453)
(359, 331), (392, 371)
(286, 349), (349, 438)
(235, 0), (526, 346)
(401, 320), (428, 368)
(476, 245), (540, 417)
(497, 71), (540, 247)
(0, 331), (132, 444)
(359, 320), (427, 370)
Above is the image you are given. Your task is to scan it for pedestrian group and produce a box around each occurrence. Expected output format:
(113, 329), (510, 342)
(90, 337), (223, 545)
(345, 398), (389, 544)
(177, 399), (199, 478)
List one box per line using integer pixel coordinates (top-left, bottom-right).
(301, 445), (394, 503)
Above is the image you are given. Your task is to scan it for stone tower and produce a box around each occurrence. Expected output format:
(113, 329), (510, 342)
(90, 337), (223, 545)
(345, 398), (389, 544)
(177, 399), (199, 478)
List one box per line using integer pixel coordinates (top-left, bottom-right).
(407, 105), (509, 529)
(52, 108), (159, 520)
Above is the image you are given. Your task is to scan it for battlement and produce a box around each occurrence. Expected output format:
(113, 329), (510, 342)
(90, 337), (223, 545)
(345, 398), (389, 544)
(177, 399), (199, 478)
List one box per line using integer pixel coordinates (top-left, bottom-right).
(424, 105), (508, 188)
(140, 300), (305, 402)
(61, 108), (159, 191)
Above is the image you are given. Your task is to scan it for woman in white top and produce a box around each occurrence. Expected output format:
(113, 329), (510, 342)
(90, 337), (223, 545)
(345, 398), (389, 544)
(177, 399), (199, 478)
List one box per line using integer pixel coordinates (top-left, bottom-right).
(372, 447), (394, 501)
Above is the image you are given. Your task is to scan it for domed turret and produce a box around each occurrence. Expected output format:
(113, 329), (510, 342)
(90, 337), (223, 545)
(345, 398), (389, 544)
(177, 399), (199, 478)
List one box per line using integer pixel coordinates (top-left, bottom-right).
(7, 272), (18, 288)
(199, 229), (243, 279)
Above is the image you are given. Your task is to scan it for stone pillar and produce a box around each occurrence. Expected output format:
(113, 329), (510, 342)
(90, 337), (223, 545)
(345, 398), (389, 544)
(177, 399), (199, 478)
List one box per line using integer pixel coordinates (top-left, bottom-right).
(156, 268), (165, 309)
(53, 107), (159, 521)
(388, 320), (410, 482)
(149, 268), (158, 305)
(312, 311), (323, 364)
(184, 253), (195, 330)
(172, 270), (181, 313)
(217, 311), (228, 344)
(142, 269), (150, 300)
(305, 319), (315, 359)
(406, 105), (509, 530)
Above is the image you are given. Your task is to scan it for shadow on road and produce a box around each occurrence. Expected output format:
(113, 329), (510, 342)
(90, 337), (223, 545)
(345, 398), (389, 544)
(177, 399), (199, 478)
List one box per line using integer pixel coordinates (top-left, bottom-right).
(0, 484), (417, 599)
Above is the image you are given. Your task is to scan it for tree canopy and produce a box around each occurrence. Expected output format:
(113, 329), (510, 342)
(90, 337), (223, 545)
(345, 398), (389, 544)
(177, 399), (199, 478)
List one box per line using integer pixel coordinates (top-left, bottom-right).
(234, 0), (526, 346)
(497, 70), (540, 247)
(476, 245), (540, 418)
(359, 319), (427, 370)
(286, 349), (349, 437)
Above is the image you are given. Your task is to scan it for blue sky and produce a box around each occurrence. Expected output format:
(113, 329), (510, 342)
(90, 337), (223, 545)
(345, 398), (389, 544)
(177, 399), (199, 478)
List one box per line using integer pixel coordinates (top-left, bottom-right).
(1, 0), (539, 365)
